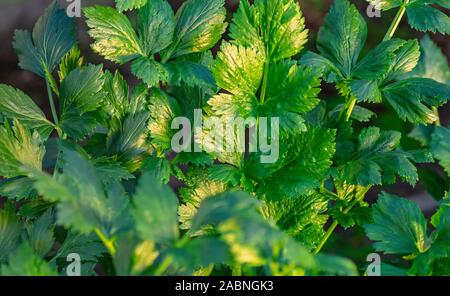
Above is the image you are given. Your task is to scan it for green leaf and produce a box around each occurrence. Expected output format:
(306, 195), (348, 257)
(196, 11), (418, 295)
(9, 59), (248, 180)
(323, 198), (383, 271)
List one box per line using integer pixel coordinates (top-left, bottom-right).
(431, 0), (450, 9)
(409, 149), (434, 163)
(331, 204), (372, 230)
(212, 42), (264, 96)
(132, 172), (179, 243)
(141, 156), (172, 184)
(409, 198), (450, 275)
(170, 0), (227, 58)
(261, 193), (328, 250)
(210, 58), (322, 134)
(0, 119), (45, 178)
(179, 167), (228, 231)
(107, 111), (150, 172)
(300, 51), (342, 82)
(28, 146), (131, 237)
(59, 64), (105, 114)
(379, 263), (408, 276)
(365, 192), (429, 255)
(387, 39), (421, 79)
(330, 104), (376, 122)
(0, 177), (37, 200)
(58, 64), (105, 140)
(314, 254), (358, 276)
(84, 6), (143, 64)
(406, 3), (450, 35)
(0, 202), (22, 263)
(408, 124), (434, 147)
(382, 78), (450, 124)
(169, 237), (231, 274)
(218, 215), (315, 269)
(253, 127), (336, 199)
(148, 90), (181, 152)
(137, 0), (175, 55)
(13, 1), (76, 77)
(1, 243), (57, 276)
(431, 126), (450, 176)
(165, 60), (216, 91)
(411, 35), (450, 84)
(340, 127), (418, 186)
(230, 0), (308, 62)
(353, 39), (405, 80)
(56, 232), (105, 262)
(131, 57), (169, 87)
(430, 209), (450, 258)
(209, 164), (241, 187)
(191, 191), (260, 231)
(102, 70), (130, 119)
(115, 0), (147, 12)
(417, 167), (449, 200)
(316, 0), (367, 78)
(58, 46), (84, 82)
(174, 151), (214, 167)
(56, 232), (105, 275)
(23, 209), (55, 257)
(349, 79), (382, 103)
(0, 84), (55, 139)
(92, 157), (135, 185)
(59, 111), (99, 141)
(264, 62), (322, 131)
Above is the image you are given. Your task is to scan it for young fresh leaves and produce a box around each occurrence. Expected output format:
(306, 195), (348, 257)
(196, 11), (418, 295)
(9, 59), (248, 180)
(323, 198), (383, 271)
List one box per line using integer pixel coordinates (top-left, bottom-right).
(365, 192), (450, 275)
(367, 0), (450, 35)
(85, 0), (226, 88)
(13, 1), (76, 78)
(302, 0), (450, 124)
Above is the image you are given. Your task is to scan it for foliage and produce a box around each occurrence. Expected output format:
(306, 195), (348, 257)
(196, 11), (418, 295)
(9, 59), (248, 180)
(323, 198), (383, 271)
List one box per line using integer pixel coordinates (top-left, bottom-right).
(0, 0), (449, 276)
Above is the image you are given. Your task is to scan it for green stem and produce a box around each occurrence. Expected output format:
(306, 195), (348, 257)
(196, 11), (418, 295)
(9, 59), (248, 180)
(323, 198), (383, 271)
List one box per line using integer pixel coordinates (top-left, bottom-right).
(313, 220), (338, 255)
(432, 107), (441, 126)
(313, 198), (360, 255)
(259, 61), (270, 104)
(94, 228), (116, 256)
(342, 97), (357, 122)
(154, 255), (173, 276)
(45, 78), (59, 126)
(338, 95), (357, 123)
(383, 0), (409, 41)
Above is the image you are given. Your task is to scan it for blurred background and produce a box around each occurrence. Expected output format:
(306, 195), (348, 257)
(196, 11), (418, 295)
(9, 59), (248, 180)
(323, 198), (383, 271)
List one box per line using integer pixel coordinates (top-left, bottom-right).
(0, 0), (449, 262)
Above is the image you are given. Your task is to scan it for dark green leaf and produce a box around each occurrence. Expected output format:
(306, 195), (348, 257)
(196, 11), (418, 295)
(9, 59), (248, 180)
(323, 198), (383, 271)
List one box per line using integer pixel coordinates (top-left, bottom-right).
(0, 203), (22, 263)
(1, 243), (57, 276)
(316, 0), (367, 78)
(132, 173), (179, 243)
(13, 1), (76, 77)
(431, 126), (450, 176)
(406, 3), (450, 35)
(115, 0), (147, 12)
(0, 84), (54, 139)
(131, 57), (168, 87)
(138, 0), (175, 55)
(365, 192), (429, 255)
